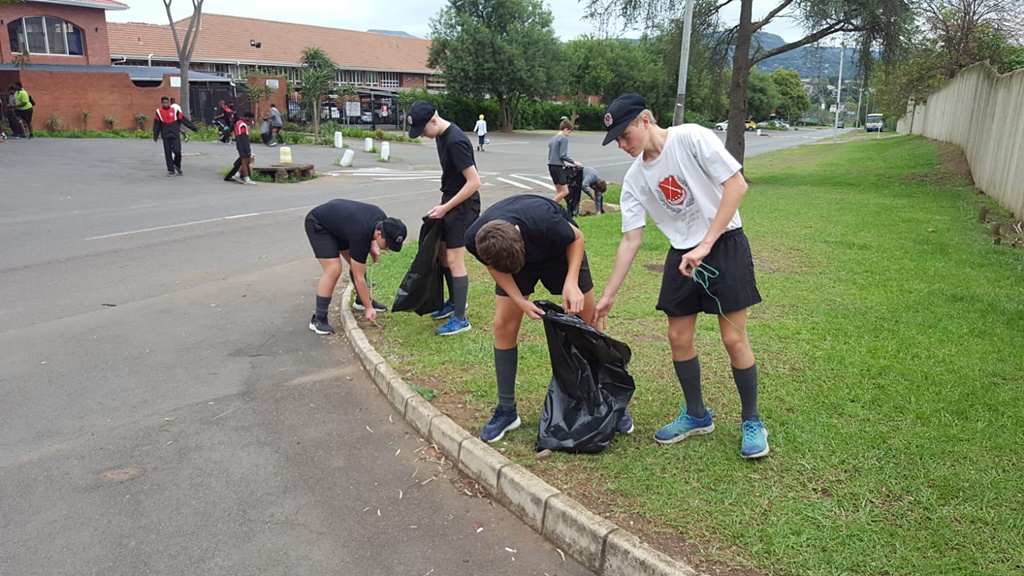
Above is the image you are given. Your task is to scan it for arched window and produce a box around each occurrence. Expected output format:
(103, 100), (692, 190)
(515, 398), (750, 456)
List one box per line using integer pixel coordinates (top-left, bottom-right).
(8, 16), (84, 56)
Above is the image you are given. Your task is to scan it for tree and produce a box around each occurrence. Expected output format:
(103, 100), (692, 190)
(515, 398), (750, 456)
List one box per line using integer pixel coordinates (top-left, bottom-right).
(428, 0), (561, 131)
(771, 69), (811, 122)
(162, 0), (204, 121)
(920, 0), (1024, 76)
(586, 0), (914, 165)
(299, 47), (337, 141)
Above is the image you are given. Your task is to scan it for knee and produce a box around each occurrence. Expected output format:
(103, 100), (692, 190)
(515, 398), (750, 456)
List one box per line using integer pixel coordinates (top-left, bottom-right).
(720, 332), (751, 359)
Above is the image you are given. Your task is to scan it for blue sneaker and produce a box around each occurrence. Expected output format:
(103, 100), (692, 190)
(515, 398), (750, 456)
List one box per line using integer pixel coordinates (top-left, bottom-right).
(431, 300), (455, 320)
(616, 408), (634, 434)
(435, 316), (471, 336)
(654, 405), (714, 444)
(740, 419), (770, 459)
(480, 404), (521, 442)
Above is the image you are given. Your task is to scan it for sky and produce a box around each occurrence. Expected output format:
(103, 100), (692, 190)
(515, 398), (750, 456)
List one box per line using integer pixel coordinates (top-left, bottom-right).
(107, 0), (806, 43)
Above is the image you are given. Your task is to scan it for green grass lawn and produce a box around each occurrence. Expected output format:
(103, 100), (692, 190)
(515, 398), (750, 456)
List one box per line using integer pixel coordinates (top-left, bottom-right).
(354, 136), (1024, 576)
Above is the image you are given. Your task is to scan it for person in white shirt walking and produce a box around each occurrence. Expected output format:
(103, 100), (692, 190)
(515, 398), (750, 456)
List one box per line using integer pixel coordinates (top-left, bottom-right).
(473, 114), (488, 152)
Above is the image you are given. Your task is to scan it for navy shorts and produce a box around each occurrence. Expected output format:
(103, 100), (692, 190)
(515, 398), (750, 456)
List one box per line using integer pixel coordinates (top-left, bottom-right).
(656, 228), (762, 317)
(305, 213), (346, 259)
(496, 254), (593, 297)
(440, 192), (481, 249)
(548, 165), (568, 186)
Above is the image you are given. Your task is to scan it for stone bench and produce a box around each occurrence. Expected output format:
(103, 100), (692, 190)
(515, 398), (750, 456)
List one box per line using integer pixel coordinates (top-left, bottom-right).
(252, 163), (315, 182)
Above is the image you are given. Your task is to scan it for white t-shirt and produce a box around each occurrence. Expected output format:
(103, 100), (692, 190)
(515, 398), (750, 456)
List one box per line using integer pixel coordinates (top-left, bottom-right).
(170, 103), (182, 116)
(620, 124), (743, 249)
(473, 119), (487, 136)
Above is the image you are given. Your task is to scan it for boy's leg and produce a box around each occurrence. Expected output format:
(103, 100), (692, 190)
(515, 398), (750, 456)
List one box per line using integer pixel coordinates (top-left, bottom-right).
(171, 138), (182, 170)
(310, 256), (342, 334)
(162, 137), (174, 172)
(481, 295), (524, 442)
(668, 315), (706, 418)
(444, 245), (469, 320)
(718, 310), (759, 421)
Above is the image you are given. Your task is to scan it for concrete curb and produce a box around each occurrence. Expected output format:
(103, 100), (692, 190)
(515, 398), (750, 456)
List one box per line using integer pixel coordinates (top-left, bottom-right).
(339, 284), (701, 576)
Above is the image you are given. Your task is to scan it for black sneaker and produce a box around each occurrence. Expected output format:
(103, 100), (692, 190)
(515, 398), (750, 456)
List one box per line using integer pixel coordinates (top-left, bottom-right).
(175, 167), (183, 175)
(166, 171), (175, 177)
(308, 314), (334, 335)
(352, 297), (387, 312)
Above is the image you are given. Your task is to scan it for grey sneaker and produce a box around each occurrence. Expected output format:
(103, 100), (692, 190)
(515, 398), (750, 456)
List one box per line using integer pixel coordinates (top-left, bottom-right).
(308, 314), (334, 335)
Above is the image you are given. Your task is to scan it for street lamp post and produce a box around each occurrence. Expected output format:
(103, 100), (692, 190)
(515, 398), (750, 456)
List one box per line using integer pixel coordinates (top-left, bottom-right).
(249, 39), (261, 73)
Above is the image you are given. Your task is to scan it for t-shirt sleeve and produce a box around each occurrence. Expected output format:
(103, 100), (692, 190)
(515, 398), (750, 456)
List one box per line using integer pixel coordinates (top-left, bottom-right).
(349, 238), (371, 264)
(449, 136), (476, 173)
(619, 172), (648, 234)
(464, 220), (481, 261)
(690, 128), (742, 185)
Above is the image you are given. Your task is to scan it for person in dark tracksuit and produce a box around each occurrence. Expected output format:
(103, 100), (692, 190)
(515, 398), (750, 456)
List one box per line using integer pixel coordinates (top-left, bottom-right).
(224, 111), (256, 184)
(153, 96), (198, 176)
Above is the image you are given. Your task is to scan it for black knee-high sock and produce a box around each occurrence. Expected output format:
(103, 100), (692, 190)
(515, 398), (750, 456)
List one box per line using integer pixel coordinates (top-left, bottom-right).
(733, 363), (760, 421)
(673, 357), (706, 419)
(495, 347), (517, 408)
(452, 276), (469, 320)
(315, 295), (331, 319)
(442, 267), (454, 301)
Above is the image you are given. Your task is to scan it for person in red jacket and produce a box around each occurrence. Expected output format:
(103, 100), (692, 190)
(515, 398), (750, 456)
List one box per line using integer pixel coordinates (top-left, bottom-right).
(152, 96), (198, 176)
(224, 110), (256, 185)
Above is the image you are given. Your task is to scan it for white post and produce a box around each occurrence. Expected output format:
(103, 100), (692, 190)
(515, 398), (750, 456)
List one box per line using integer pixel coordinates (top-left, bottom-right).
(334, 131), (343, 148)
(379, 141), (390, 161)
(340, 149), (355, 167)
(363, 137), (373, 152)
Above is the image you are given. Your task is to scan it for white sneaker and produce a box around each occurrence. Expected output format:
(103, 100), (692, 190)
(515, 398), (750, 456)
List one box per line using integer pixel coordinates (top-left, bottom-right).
(243, 177), (256, 185)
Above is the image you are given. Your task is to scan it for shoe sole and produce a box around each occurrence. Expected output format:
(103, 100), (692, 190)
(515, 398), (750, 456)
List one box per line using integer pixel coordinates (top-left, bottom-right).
(617, 423), (635, 435)
(481, 416), (521, 443)
(654, 423), (715, 445)
(436, 323), (471, 336)
(741, 428), (770, 459)
(308, 322), (333, 335)
(432, 310), (454, 320)
(352, 303), (387, 312)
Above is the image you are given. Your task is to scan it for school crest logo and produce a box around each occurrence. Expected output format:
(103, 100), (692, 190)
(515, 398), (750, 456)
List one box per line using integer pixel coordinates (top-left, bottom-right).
(407, 115), (413, 125)
(603, 113), (613, 127)
(659, 175), (688, 205)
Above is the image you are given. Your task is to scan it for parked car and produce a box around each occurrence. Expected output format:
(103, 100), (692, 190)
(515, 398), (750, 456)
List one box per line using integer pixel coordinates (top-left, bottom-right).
(715, 120), (728, 130)
(360, 111), (374, 123)
(836, 120), (845, 129)
(745, 120), (756, 131)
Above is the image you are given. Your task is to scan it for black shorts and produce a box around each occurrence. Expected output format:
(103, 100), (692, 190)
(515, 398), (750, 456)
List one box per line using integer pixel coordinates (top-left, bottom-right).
(656, 228), (761, 317)
(440, 191), (480, 249)
(478, 134), (485, 145)
(496, 254), (594, 297)
(305, 213), (346, 259)
(16, 108), (33, 124)
(548, 165), (568, 186)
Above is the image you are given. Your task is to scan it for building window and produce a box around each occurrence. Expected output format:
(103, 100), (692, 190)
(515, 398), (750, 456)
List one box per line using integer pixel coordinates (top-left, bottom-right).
(380, 72), (399, 88)
(8, 16), (84, 56)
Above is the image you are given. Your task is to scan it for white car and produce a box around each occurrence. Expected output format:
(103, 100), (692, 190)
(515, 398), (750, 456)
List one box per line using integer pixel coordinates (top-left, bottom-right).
(715, 121), (728, 131)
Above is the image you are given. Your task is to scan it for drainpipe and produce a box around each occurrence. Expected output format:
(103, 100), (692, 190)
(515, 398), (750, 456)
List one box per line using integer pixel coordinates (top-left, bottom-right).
(148, 53), (154, 67)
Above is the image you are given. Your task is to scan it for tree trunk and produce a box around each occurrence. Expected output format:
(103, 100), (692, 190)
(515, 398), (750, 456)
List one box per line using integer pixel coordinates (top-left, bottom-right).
(724, 0), (755, 167)
(179, 66), (191, 120)
(498, 95), (513, 131)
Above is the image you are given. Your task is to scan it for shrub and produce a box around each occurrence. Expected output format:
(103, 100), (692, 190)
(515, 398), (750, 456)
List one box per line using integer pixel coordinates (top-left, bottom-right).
(134, 113), (149, 131)
(44, 113), (64, 132)
(104, 116), (116, 130)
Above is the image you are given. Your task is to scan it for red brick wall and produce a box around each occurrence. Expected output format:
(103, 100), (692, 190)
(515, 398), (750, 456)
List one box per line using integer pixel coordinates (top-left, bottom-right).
(0, 4), (112, 66)
(401, 73), (425, 89)
(4, 69), (179, 132)
(244, 75), (287, 120)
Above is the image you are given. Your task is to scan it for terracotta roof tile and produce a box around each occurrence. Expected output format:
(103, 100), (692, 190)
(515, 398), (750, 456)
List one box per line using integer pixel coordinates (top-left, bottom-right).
(108, 13), (435, 73)
(36, 0), (128, 9)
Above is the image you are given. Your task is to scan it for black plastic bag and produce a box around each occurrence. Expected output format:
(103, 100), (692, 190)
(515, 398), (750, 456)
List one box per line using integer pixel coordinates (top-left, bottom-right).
(392, 217), (444, 315)
(534, 301), (636, 454)
(563, 165), (584, 217)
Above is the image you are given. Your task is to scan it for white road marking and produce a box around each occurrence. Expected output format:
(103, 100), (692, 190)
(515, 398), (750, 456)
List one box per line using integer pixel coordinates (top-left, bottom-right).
(508, 174), (556, 191)
(496, 177), (532, 190)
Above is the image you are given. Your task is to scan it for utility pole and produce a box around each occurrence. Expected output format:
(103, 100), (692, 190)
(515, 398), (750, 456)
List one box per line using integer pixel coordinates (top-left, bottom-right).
(833, 38), (844, 144)
(673, 0), (695, 126)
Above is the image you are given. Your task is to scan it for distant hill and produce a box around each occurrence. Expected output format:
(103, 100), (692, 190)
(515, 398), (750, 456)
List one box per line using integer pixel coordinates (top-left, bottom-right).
(749, 32), (861, 79)
(367, 29), (419, 38)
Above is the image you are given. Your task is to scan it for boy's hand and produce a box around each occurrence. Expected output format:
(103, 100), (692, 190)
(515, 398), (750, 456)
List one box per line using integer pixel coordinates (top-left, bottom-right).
(593, 296), (613, 329)
(680, 245), (711, 277)
(427, 203), (450, 219)
(518, 299), (544, 320)
(562, 283), (584, 315)
(365, 308), (377, 323)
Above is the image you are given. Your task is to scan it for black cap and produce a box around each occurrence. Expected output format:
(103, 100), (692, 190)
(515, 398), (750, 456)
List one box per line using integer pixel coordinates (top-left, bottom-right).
(601, 93), (647, 146)
(406, 100), (436, 138)
(382, 217), (407, 252)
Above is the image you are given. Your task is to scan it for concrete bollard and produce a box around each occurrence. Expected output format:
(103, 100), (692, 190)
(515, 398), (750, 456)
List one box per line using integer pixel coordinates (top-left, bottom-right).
(340, 149), (355, 167)
(380, 141), (390, 161)
(364, 137), (373, 152)
(334, 131), (344, 148)
(279, 146), (292, 163)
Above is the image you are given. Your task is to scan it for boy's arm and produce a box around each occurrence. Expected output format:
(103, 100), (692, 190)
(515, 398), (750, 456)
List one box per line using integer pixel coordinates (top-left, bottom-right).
(561, 225), (586, 315)
(679, 171), (748, 276)
(487, 267), (544, 319)
(592, 228), (644, 326)
(349, 259), (378, 323)
(152, 116), (161, 141)
(428, 164), (481, 219)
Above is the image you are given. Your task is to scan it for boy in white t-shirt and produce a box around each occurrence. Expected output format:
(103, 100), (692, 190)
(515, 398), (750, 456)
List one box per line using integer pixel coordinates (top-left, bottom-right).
(592, 93), (769, 459)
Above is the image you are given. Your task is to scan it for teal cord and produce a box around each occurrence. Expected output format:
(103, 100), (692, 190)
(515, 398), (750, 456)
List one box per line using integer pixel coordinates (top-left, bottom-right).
(691, 263), (748, 336)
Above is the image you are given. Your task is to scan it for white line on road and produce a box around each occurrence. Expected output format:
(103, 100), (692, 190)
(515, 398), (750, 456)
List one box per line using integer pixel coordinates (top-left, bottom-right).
(508, 174), (556, 191)
(84, 206), (305, 241)
(496, 177), (533, 190)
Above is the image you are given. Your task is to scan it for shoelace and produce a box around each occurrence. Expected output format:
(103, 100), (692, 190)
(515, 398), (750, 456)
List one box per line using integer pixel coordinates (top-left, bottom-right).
(742, 421), (763, 443)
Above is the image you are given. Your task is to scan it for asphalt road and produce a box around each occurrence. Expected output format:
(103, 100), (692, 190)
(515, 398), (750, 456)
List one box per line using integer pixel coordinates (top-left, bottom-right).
(0, 126), (841, 575)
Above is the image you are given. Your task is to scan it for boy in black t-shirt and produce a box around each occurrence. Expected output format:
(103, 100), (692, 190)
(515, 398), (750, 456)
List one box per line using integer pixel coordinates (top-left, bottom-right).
(304, 199), (407, 334)
(465, 194), (633, 442)
(407, 100), (482, 336)
(223, 110), (255, 184)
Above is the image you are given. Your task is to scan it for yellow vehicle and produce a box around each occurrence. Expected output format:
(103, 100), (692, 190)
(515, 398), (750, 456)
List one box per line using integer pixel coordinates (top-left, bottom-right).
(745, 120), (756, 131)
(865, 113), (884, 132)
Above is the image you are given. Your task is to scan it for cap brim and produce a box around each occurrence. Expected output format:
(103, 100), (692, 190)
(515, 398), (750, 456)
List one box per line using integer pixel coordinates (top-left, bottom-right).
(387, 239), (403, 252)
(602, 124), (625, 146)
(408, 124), (425, 139)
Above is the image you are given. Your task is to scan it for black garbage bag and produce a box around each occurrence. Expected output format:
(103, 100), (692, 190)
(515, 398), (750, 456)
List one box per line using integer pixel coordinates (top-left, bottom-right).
(534, 300), (635, 454)
(563, 165), (584, 217)
(392, 217), (445, 315)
